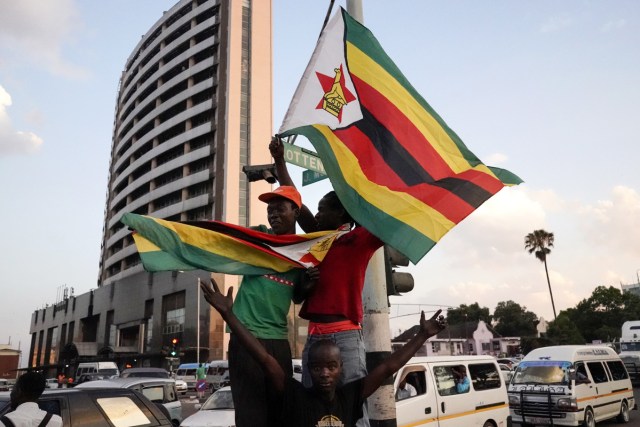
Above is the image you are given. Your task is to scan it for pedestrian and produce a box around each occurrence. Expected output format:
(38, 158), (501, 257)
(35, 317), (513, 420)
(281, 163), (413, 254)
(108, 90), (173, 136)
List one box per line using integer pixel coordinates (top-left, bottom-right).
(396, 376), (417, 400)
(227, 185), (318, 427)
(56, 373), (64, 389)
(1, 371), (62, 426)
(452, 366), (471, 393)
(201, 279), (446, 427)
(271, 136), (383, 426)
(196, 363), (206, 399)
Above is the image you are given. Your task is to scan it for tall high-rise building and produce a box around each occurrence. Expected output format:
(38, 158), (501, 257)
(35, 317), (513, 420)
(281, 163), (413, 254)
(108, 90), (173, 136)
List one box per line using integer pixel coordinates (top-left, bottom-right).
(28, 0), (275, 373)
(100, 0), (272, 286)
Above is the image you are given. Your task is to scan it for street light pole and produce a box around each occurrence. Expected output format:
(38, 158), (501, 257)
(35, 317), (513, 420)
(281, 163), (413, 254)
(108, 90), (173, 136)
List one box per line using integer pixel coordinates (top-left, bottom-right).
(197, 277), (201, 366)
(179, 271), (202, 365)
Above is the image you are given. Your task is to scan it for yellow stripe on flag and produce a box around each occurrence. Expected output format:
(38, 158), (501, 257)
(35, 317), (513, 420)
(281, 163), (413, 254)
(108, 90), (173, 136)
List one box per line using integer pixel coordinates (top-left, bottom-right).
(148, 217), (296, 272)
(315, 125), (454, 242)
(348, 42), (499, 179)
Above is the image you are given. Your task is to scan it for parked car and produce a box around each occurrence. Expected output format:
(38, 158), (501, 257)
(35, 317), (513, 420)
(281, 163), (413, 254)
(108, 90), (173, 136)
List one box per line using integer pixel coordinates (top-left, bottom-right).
(498, 363), (514, 383)
(0, 387), (173, 426)
(0, 380), (10, 392)
(45, 378), (59, 389)
(496, 357), (519, 370)
(181, 386), (234, 427)
(121, 367), (171, 379)
(76, 377), (182, 426)
(175, 379), (188, 395)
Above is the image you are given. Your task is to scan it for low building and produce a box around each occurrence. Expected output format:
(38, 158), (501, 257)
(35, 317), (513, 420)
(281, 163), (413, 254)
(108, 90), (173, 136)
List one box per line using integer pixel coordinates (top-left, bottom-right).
(0, 344), (20, 380)
(392, 320), (520, 357)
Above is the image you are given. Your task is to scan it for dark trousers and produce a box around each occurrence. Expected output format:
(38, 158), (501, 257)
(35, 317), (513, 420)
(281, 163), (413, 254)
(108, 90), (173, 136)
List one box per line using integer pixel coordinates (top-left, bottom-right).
(228, 334), (293, 427)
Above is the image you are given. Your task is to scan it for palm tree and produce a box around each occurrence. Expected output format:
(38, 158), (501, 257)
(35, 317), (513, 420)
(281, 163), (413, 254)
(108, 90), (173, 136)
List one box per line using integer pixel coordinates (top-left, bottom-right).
(525, 229), (557, 320)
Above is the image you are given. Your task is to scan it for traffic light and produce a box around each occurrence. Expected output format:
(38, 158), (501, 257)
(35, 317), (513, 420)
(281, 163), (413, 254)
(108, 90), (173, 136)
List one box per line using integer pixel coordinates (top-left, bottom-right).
(242, 164), (278, 183)
(384, 245), (414, 296)
(170, 338), (179, 357)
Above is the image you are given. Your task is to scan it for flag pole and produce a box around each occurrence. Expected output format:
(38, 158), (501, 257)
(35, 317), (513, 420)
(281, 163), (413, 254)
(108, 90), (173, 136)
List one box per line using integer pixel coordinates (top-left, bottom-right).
(346, 3), (398, 426)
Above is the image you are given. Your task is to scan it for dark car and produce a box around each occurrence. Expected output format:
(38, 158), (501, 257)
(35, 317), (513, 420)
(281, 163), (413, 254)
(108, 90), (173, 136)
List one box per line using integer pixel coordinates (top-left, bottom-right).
(0, 387), (173, 426)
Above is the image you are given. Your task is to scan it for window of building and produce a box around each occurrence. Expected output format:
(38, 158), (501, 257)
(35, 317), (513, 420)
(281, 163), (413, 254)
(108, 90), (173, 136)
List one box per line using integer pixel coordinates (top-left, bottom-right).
(431, 342), (440, 353)
(162, 291), (185, 335)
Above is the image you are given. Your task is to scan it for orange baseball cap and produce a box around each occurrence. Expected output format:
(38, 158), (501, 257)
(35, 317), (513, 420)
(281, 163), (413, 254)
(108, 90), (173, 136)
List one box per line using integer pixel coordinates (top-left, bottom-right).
(258, 186), (302, 208)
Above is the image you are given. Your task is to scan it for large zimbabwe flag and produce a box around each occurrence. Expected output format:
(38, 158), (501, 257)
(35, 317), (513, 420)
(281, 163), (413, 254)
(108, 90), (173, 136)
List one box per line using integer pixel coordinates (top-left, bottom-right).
(121, 213), (348, 275)
(279, 8), (522, 264)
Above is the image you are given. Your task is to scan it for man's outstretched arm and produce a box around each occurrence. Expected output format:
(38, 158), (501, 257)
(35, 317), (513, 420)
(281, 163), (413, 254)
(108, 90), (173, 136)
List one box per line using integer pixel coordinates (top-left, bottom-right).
(200, 279), (286, 392)
(270, 136), (319, 233)
(362, 310), (446, 399)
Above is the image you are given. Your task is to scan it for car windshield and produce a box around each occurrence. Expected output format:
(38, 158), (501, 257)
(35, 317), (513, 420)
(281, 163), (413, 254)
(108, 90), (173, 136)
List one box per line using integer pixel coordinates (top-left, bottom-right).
(98, 369), (118, 376)
(621, 342), (640, 352)
(201, 390), (234, 410)
(512, 360), (571, 385)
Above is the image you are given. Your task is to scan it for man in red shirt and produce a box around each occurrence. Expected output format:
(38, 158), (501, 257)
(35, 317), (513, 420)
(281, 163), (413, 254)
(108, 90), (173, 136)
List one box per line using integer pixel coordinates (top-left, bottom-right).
(271, 137), (383, 426)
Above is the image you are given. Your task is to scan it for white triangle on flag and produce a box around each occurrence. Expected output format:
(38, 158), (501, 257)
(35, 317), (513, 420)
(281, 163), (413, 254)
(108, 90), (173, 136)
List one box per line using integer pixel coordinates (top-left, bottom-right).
(279, 10), (362, 133)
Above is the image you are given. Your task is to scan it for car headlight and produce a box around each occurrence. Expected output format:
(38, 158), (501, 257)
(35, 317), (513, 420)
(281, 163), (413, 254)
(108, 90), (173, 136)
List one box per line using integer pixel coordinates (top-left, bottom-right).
(557, 398), (578, 411)
(508, 395), (520, 405)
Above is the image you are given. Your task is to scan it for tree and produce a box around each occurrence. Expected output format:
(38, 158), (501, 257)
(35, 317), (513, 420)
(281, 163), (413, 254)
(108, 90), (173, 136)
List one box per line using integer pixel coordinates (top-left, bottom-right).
(525, 229), (557, 320)
(546, 313), (585, 345)
(493, 300), (539, 337)
(563, 286), (640, 343)
(446, 303), (492, 325)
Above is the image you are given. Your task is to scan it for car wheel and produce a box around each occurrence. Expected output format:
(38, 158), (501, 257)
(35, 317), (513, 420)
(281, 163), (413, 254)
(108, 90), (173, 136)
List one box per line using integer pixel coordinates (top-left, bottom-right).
(583, 408), (595, 427)
(171, 419), (180, 427)
(482, 421), (495, 427)
(617, 401), (630, 423)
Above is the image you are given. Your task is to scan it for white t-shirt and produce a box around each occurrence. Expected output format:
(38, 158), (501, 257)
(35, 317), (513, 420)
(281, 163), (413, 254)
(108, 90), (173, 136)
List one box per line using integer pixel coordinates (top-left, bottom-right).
(3, 402), (63, 427)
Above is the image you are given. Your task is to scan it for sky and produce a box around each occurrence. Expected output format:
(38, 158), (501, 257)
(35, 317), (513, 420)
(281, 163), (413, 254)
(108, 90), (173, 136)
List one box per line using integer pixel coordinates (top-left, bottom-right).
(0, 0), (639, 360)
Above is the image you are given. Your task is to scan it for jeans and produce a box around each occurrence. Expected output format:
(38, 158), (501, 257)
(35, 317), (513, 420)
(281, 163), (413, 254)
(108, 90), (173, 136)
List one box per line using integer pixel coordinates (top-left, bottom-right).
(302, 329), (370, 427)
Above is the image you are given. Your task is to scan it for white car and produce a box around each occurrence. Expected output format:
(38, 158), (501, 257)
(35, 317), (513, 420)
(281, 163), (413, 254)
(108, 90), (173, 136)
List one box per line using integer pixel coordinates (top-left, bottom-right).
(175, 379), (188, 395)
(180, 386), (234, 427)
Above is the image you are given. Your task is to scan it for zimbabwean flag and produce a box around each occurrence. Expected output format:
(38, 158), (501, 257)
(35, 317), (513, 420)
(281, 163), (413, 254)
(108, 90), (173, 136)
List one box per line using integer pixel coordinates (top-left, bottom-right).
(279, 8), (522, 264)
(121, 213), (348, 275)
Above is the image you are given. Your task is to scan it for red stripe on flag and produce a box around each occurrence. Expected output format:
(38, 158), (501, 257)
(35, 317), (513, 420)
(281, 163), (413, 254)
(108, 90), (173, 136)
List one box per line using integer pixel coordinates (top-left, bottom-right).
(332, 126), (475, 223)
(350, 74), (457, 180)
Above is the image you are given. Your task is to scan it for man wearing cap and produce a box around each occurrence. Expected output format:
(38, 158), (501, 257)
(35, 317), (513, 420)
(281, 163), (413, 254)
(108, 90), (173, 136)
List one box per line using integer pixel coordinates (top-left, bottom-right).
(228, 185), (317, 427)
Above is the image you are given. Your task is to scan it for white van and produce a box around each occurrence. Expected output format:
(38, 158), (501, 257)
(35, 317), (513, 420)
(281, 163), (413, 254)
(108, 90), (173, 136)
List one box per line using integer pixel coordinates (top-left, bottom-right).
(175, 363), (208, 391)
(394, 355), (511, 427)
(206, 360), (229, 391)
(75, 361), (119, 379)
(507, 345), (635, 426)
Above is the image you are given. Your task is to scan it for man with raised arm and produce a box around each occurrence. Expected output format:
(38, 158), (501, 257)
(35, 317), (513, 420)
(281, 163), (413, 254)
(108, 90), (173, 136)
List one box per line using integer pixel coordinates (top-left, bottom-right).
(201, 279), (446, 427)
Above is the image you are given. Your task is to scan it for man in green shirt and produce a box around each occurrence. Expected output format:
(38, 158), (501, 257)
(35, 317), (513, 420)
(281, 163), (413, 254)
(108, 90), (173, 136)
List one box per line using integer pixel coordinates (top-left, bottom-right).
(229, 185), (317, 427)
(196, 363), (207, 399)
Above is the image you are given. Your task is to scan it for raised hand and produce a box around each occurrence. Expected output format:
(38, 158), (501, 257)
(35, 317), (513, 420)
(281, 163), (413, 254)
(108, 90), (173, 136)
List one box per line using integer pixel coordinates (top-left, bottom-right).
(200, 278), (233, 318)
(420, 309), (446, 338)
(269, 135), (284, 159)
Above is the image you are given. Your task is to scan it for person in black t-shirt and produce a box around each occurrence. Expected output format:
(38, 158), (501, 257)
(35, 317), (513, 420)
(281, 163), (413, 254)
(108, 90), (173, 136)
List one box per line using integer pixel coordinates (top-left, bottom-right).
(201, 279), (446, 427)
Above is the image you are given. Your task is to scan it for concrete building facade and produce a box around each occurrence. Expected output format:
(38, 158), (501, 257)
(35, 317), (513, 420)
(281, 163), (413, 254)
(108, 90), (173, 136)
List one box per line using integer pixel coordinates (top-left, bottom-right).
(28, 0), (275, 376)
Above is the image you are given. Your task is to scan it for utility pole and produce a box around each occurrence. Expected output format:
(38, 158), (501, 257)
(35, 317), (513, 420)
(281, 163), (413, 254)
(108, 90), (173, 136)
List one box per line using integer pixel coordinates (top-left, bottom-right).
(346, 3), (397, 425)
